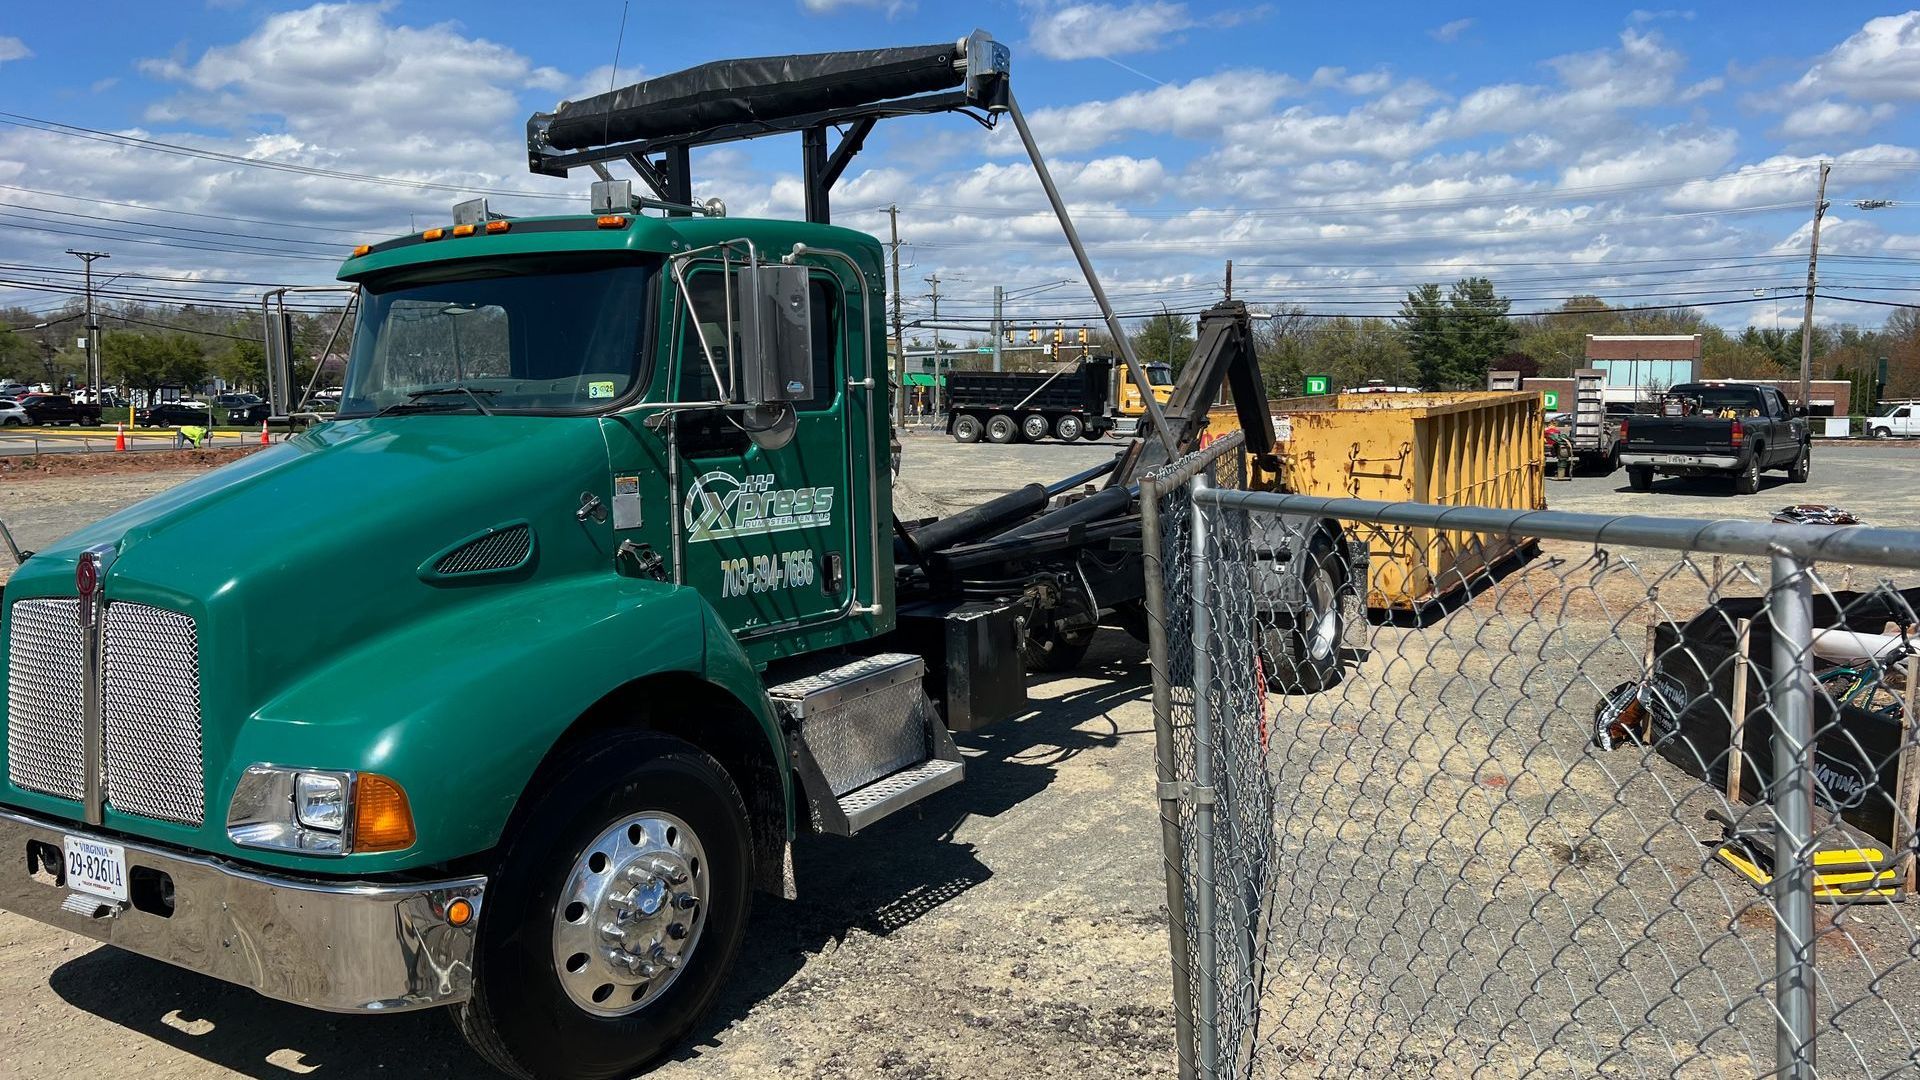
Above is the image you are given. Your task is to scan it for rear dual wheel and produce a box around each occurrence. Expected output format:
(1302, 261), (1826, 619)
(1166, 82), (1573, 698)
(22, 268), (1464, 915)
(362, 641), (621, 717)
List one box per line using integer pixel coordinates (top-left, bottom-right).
(1053, 414), (1084, 441)
(953, 414), (984, 444)
(1021, 413), (1051, 442)
(455, 733), (751, 1080)
(985, 414), (1018, 444)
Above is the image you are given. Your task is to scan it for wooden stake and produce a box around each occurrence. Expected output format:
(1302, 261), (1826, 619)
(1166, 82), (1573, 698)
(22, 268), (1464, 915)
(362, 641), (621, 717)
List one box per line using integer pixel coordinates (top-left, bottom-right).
(1727, 617), (1752, 803)
(1897, 652), (1920, 896)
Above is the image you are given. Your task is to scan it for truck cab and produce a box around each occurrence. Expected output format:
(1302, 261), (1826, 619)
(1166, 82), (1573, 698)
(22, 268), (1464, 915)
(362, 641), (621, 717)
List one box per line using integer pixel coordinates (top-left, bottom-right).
(1618, 381), (1811, 494)
(0, 201), (931, 1079)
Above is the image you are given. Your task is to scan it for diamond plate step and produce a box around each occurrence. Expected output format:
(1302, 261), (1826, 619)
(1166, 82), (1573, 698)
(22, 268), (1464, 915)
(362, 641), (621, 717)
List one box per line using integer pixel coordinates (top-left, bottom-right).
(770, 652), (964, 836)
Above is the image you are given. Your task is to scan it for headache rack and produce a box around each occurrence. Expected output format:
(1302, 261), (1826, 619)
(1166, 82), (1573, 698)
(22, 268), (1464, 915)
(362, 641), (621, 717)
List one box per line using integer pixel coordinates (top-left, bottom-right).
(521, 28), (1177, 449)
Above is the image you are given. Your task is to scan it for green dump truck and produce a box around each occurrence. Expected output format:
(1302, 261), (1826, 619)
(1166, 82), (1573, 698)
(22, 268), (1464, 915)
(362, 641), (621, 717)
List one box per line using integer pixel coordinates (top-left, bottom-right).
(0, 32), (1356, 1080)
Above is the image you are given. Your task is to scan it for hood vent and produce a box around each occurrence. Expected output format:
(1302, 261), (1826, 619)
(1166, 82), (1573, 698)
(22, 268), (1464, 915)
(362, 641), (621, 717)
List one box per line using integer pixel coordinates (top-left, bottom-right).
(424, 523), (534, 580)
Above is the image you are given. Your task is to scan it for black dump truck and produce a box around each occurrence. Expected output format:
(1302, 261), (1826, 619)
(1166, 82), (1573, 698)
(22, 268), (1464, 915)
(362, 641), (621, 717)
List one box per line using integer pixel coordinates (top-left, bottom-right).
(946, 356), (1120, 443)
(1618, 381), (1811, 494)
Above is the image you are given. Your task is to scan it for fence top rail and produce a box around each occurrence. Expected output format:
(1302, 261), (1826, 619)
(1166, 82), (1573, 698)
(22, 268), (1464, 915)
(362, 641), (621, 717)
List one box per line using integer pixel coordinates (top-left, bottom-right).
(1194, 488), (1920, 571)
(1144, 430), (1245, 493)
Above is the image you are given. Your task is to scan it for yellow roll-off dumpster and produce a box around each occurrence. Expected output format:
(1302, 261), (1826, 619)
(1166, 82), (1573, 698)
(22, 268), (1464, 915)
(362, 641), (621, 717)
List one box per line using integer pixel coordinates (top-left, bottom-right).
(1207, 391), (1545, 609)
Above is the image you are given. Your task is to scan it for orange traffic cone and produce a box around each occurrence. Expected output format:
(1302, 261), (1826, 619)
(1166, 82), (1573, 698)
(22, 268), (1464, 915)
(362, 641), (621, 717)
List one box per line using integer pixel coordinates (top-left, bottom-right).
(259, 420), (270, 446)
(114, 424), (127, 452)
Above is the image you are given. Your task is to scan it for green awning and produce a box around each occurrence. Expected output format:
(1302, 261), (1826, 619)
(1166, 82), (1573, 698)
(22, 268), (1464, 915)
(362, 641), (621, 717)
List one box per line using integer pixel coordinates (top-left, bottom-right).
(901, 372), (944, 387)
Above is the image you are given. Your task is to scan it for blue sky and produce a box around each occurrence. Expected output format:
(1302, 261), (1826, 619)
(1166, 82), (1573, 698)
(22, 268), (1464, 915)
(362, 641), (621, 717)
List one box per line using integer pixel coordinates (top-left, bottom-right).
(3, 2), (1920, 336)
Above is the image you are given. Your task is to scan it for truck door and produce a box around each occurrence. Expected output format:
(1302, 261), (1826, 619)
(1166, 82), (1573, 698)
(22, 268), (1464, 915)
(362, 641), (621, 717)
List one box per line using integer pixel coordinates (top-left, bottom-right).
(661, 263), (855, 644)
(1896, 405), (1917, 436)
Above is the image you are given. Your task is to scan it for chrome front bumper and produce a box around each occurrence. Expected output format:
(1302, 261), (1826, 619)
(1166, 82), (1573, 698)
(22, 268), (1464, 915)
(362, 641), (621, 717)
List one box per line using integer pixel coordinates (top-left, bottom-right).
(0, 807), (485, 1013)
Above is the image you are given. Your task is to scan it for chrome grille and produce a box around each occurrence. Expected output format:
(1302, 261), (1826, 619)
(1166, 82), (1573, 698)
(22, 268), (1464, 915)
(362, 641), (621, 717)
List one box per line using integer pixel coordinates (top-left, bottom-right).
(102, 603), (204, 825)
(6, 599), (84, 800)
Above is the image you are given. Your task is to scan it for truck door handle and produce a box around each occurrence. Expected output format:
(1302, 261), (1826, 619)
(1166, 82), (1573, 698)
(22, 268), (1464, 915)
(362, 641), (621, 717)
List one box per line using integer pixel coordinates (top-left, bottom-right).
(576, 492), (606, 524)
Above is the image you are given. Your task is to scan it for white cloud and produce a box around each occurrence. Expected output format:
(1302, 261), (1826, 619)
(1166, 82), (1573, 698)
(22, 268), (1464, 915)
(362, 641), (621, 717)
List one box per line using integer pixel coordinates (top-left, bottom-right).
(1559, 128), (1738, 188)
(0, 35), (31, 65)
(1010, 69), (1300, 154)
(796, 0), (913, 16)
(1310, 67), (1394, 96)
(1776, 98), (1893, 139)
(1663, 145), (1920, 210)
(1792, 11), (1920, 102)
(1027, 2), (1199, 61)
(1429, 19), (1473, 44)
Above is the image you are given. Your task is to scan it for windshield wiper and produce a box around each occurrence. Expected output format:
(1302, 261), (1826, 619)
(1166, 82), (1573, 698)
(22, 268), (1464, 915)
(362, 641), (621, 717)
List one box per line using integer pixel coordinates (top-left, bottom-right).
(376, 385), (500, 417)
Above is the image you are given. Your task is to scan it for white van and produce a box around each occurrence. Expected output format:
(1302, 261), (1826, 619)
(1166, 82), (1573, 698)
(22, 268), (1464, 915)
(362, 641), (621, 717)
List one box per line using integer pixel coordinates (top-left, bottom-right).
(1867, 400), (1920, 438)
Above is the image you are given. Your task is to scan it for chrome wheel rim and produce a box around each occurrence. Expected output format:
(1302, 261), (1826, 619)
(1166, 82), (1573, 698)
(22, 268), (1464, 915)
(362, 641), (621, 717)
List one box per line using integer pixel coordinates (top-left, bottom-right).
(551, 811), (709, 1017)
(1307, 567), (1339, 661)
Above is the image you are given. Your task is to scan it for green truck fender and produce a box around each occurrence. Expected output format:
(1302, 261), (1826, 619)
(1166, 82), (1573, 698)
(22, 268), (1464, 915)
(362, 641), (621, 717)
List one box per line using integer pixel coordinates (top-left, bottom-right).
(229, 574), (788, 875)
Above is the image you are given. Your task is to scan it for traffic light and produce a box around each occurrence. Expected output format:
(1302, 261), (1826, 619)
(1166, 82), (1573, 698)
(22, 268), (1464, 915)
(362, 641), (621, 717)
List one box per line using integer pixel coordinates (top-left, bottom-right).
(1052, 325), (1063, 344)
(1077, 327), (1088, 345)
(1028, 328), (1039, 344)
(1005, 328), (1016, 344)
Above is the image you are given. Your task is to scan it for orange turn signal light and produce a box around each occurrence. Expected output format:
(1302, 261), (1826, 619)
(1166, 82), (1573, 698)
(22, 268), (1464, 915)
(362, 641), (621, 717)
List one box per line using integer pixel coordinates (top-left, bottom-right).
(446, 897), (475, 927)
(422, 228), (446, 241)
(596, 215), (629, 229)
(350, 244), (371, 258)
(452, 223), (477, 237)
(352, 773), (416, 853)
(485, 220), (510, 234)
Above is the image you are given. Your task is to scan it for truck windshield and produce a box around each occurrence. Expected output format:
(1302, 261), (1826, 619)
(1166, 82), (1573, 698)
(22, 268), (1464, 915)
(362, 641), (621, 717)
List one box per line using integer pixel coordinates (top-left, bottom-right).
(338, 258), (656, 416)
(1144, 362), (1173, 387)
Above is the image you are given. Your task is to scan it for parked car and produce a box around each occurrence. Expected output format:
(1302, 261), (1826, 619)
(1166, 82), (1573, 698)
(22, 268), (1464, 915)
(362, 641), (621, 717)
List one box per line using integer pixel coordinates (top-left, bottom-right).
(214, 392), (272, 425)
(17, 392), (102, 427)
(139, 400), (216, 428)
(0, 399), (27, 426)
(1618, 382), (1810, 494)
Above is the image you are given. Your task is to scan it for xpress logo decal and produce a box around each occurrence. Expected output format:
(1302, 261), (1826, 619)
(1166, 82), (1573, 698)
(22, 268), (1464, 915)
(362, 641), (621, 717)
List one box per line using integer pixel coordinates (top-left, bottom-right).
(685, 472), (834, 543)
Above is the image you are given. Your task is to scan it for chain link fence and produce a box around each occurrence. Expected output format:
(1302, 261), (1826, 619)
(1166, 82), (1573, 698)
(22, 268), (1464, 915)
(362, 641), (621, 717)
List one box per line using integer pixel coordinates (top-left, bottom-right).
(1144, 434), (1920, 1080)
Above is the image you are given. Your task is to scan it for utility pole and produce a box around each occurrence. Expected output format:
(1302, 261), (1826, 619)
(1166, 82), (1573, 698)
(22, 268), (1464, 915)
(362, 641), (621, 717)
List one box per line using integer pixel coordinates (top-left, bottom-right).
(888, 205), (906, 426)
(68, 250), (109, 394)
(1798, 162), (1831, 413)
(1224, 259), (1233, 301)
(924, 273), (941, 415)
(992, 284), (1004, 372)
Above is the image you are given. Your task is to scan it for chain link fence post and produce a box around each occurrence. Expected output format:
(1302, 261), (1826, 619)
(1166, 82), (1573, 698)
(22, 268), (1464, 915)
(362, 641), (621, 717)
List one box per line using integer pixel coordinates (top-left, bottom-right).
(1769, 551), (1818, 1078)
(1142, 472), (1198, 1080)
(1188, 464), (1221, 1080)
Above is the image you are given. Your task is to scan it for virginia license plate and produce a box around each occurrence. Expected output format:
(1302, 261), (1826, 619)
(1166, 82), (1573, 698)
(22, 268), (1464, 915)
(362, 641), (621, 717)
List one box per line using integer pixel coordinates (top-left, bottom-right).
(63, 835), (129, 902)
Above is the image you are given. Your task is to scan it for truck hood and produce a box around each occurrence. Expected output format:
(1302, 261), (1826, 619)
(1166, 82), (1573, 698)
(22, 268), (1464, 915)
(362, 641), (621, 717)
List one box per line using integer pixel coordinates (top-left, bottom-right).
(11, 414), (616, 713)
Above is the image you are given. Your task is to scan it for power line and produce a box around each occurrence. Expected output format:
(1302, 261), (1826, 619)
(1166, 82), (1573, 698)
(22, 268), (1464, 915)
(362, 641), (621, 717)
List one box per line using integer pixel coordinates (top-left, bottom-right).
(0, 183), (379, 238)
(0, 113), (580, 203)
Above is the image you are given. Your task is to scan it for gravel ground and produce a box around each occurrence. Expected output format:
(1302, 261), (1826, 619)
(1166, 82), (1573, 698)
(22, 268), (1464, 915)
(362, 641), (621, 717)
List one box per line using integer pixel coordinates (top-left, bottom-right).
(1, 429), (1916, 1080)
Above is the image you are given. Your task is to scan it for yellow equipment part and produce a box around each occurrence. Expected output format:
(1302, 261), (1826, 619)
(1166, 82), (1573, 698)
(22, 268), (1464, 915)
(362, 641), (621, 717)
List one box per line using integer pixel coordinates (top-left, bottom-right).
(1712, 841), (1900, 903)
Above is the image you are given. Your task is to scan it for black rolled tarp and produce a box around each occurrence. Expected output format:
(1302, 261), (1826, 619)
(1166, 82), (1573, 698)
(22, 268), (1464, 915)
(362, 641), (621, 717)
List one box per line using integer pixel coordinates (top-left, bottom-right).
(543, 43), (963, 151)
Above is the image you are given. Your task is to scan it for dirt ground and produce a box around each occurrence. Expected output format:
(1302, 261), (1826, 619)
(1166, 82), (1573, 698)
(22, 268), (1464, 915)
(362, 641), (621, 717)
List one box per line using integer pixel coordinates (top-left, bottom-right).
(3, 431), (1918, 1079)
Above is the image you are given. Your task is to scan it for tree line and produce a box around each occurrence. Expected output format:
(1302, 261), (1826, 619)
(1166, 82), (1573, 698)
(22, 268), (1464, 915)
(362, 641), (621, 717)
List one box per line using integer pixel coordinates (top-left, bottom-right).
(0, 301), (343, 397)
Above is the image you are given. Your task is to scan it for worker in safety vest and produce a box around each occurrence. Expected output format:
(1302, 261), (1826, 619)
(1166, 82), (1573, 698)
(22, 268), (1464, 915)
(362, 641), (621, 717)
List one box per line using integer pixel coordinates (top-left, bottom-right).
(176, 425), (209, 449)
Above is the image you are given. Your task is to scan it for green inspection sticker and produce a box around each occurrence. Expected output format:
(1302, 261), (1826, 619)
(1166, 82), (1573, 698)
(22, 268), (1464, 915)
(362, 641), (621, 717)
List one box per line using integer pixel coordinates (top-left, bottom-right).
(588, 381), (616, 399)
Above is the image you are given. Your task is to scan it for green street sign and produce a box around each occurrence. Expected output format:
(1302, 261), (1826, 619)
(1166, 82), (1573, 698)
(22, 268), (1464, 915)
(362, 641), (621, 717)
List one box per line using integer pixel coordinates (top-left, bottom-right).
(1542, 391), (1559, 409)
(1304, 375), (1331, 395)
(976, 347), (994, 353)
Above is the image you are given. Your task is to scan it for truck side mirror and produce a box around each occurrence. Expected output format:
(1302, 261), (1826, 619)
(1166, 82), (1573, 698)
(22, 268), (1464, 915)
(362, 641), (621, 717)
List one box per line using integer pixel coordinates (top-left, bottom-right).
(737, 263), (813, 406)
(1795, 404), (1808, 418)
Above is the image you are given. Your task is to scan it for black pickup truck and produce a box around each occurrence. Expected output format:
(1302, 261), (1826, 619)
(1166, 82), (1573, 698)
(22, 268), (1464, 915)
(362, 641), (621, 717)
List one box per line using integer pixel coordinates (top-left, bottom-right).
(17, 392), (102, 427)
(1618, 382), (1810, 494)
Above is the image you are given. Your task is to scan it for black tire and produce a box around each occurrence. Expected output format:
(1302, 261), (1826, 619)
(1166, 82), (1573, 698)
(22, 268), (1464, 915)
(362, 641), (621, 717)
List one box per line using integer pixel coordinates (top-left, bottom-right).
(1024, 619), (1095, 673)
(1053, 413), (1084, 441)
(985, 414), (1018, 444)
(1258, 530), (1345, 694)
(1733, 451), (1761, 495)
(1079, 428), (1105, 442)
(1020, 413), (1051, 442)
(1605, 443), (1622, 474)
(454, 732), (752, 1080)
(1871, 426), (1890, 439)
(1628, 466), (1654, 492)
(1789, 442), (1810, 483)
(1110, 599), (1149, 645)
(952, 414), (984, 444)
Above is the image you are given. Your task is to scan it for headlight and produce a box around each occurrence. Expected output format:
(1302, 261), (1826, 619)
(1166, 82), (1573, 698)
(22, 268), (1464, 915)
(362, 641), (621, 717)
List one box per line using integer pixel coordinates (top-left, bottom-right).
(227, 765), (415, 856)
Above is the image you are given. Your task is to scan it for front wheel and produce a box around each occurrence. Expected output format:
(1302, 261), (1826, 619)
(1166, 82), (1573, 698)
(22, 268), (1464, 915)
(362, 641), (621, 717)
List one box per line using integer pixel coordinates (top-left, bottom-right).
(1053, 413), (1084, 441)
(952, 414), (984, 444)
(455, 733), (751, 1080)
(1789, 442), (1810, 483)
(1871, 426), (1890, 439)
